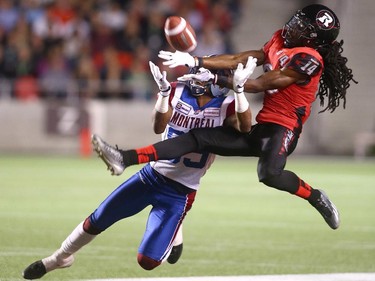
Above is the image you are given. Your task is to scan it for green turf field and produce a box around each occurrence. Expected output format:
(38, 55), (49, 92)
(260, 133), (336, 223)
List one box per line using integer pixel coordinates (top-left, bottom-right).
(1, 155), (374, 280)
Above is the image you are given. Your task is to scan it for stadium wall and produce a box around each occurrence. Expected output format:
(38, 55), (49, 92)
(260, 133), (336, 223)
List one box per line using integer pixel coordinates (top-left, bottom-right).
(0, 99), (366, 157)
(0, 99), (160, 156)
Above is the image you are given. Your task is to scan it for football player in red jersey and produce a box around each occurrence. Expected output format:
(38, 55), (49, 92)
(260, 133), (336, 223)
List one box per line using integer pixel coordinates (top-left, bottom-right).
(90, 5), (357, 230)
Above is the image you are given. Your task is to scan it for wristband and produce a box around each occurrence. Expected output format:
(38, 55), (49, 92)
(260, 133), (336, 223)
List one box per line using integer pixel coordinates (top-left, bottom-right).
(194, 57), (203, 67)
(234, 91), (249, 113)
(213, 74), (218, 85)
(159, 86), (171, 97)
(154, 93), (169, 113)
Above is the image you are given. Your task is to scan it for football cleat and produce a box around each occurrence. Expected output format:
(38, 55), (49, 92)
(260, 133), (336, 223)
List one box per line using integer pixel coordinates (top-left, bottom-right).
(310, 189), (340, 229)
(91, 134), (125, 176)
(23, 260), (46, 280)
(22, 255), (74, 280)
(167, 243), (183, 264)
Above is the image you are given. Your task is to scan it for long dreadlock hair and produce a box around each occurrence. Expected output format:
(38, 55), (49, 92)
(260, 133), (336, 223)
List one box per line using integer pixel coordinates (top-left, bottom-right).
(317, 40), (358, 113)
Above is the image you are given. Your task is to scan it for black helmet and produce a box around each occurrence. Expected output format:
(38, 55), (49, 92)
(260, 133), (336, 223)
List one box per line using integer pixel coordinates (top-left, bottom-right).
(281, 4), (340, 49)
(187, 67), (230, 97)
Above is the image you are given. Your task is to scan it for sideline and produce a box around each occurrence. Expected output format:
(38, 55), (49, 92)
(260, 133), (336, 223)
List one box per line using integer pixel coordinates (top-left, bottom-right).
(84, 273), (375, 281)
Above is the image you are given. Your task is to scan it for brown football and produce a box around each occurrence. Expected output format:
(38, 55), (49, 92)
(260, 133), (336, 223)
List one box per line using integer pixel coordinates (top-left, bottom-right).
(164, 16), (197, 52)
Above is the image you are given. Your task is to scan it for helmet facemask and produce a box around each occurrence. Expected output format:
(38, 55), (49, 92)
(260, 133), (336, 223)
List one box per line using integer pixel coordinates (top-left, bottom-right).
(188, 79), (208, 96)
(187, 67), (210, 96)
(187, 67), (230, 97)
(282, 11), (318, 48)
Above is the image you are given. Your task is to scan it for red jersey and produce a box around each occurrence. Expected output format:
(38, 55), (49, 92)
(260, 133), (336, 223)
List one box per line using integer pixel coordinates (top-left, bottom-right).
(256, 30), (323, 132)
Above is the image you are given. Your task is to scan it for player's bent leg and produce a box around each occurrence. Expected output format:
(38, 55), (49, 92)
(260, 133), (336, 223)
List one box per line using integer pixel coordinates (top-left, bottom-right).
(260, 174), (340, 229)
(137, 253), (162, 270)
(258, 160), (340, 229)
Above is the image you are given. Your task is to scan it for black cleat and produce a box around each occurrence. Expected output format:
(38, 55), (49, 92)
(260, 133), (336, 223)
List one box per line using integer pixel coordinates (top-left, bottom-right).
(167, 243), (183, 264)
(310, 189), (340, 229)
(23, 260), (47, 280)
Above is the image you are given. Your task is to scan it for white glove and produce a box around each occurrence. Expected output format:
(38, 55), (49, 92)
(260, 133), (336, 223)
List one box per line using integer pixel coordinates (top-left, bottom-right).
(177, 67), (215, 83)
(158, 50), (196, 68)
(149, 61), (171, 96)
(233, 56), (257, 93)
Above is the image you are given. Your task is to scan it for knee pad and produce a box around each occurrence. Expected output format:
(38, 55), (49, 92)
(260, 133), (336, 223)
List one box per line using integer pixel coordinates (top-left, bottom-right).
(137, 253), (161, 270)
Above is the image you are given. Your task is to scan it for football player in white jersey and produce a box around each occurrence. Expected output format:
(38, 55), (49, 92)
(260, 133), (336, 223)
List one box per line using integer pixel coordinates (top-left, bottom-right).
(22, 57), (257, 280)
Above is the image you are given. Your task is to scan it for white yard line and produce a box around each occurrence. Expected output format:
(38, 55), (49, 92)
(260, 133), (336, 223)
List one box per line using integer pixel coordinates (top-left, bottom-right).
(84, 273), (375, 281)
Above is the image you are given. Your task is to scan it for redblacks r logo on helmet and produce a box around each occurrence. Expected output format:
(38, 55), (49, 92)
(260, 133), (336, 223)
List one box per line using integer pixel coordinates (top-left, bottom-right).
(316, 10), (335, 30)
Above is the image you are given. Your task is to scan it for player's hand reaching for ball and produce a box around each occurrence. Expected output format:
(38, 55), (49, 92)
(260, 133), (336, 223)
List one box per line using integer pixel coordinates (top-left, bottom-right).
(233, 56), (257, 93)
(158, 50), (196, 68)
(149, 61), (171, 96)
(177, 67), (215, 83)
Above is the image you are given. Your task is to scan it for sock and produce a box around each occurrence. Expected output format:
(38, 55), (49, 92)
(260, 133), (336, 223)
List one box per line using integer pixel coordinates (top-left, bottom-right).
(295, 178), (321, 203)
(120, 149), (139, 166)
(173, 225), (183, 246)
(120, 133), (198, 166)
(42, 250), (74, 272)
(41, 221), (93, 272)
(135, 145), (158, 163)
(42, 221), (97, 270)
(60, 221), (97, 255)
(120, 146), (157, 166)
(295, 178), (312, 199)
(261, 170), (320, 203)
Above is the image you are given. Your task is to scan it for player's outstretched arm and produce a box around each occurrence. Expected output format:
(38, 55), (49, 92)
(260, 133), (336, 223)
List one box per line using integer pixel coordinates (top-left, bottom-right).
(149, 61), (173, 134)
(177, 67), (215, 84)
(231, 57), (257, 132)
(158, 49), (265, 71)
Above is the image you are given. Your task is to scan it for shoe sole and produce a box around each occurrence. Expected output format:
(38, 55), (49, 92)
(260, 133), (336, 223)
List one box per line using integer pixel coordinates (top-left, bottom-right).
(319, 189), (340, 230)
(91, 135), (125, 176)
(91, 136), (116, 175)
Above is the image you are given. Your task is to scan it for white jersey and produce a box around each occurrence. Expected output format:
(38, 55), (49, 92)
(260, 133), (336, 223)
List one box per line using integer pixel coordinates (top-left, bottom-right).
(151, 83), (235, 190)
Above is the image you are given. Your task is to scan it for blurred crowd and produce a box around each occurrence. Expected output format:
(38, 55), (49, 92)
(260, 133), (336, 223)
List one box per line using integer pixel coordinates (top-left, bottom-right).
(0, 0), (243, 101)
